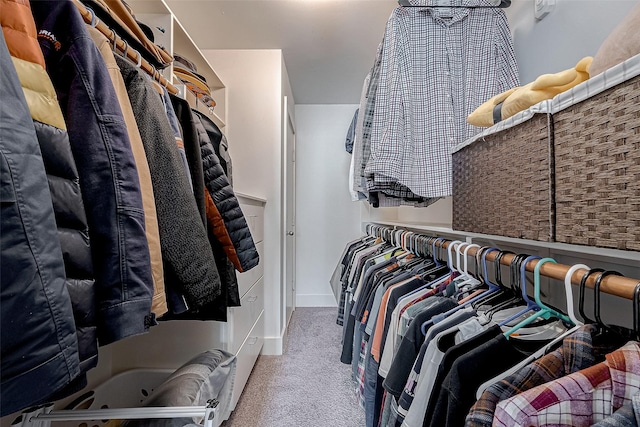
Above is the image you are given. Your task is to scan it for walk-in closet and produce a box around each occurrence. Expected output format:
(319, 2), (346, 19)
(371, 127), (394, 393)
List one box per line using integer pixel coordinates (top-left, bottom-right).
(1, 1), (639, 426)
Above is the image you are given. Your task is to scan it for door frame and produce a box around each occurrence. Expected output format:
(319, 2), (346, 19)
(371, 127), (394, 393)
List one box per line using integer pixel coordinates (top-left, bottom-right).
(281, 95), (296, 331)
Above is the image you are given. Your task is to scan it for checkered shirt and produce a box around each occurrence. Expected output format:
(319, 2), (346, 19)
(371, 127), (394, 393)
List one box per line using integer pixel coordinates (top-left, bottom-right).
(493, 341), (640, 427)
(364, 4), (519, 198)
(465, 324), (622, 427)
(357, 332), (368, 408)
(352, 42), (384, 196)
(591, 391), (640, 427)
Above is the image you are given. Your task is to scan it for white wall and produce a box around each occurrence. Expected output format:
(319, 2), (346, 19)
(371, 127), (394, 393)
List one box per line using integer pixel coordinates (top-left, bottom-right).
(294, 105), (362, 307)
(203, 49), (286, 353)
(505, 0), (637, 84)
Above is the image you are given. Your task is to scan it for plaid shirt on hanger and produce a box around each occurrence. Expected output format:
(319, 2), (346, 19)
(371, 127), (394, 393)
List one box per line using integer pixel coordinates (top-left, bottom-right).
(493, 341), (640, 427)
(465, 324), (625, 427)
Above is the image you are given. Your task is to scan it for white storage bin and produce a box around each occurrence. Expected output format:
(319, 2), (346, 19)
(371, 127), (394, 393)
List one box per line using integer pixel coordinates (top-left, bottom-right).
(55, 369), (172, 427)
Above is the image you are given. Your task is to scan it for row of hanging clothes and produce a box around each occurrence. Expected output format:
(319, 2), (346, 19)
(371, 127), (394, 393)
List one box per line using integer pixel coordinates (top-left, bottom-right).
(0, 0), (258, 417)
(331, 224), (640, 427)
(346, 0), (518, 208)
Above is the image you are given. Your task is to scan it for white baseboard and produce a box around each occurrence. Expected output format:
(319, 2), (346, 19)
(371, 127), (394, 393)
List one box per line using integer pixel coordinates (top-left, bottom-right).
(296, 294), (337, 307)
(262, 334), (284, 355)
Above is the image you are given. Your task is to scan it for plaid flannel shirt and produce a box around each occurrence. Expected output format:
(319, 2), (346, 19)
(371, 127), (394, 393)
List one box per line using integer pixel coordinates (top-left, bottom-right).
(591, 391), (640, 427)
(465, 324), (623, 427)
(493, 341), (640, 427)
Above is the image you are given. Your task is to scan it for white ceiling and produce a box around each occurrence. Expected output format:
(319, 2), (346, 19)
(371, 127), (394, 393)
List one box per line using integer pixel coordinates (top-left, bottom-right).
(166, 0), (399, 104)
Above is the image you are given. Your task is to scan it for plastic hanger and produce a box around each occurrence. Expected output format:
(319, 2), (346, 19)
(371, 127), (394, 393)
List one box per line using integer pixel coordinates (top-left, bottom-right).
(494, 254), (540, 327)
(490, 255), (541, 327)
(446, 240), (464, 272)
(579, 268), (604, 324)
(86, 6), (99, 28)
(451, 243), (480, 287)
(504, 258), (574, 338)
(472, 250), (513, 310)
(455, 246), (499, 301)
(592, 270), (631, 340)
(594, 270), (623, 328)
(633, 282), (640, 341)
(419, 245), (490, 335)
(475, 262), (589, 398)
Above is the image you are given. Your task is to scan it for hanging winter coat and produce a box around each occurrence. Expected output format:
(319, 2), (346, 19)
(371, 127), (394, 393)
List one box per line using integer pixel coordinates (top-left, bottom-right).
(0, 29), (81, 417)
(162, 113), (245, 321)
(192, 112), (259, 273)
(1, 0), (97, 380)
(31, 0), (155, 345)
(193, 110), (233, 185)
(116, 55), (223, 311)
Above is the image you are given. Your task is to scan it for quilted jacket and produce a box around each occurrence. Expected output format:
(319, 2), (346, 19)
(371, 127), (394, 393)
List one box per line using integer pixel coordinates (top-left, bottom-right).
(193, 113), (259, 273)
(193, 110), (233, 185)
(1, 0), (97, 376)
(163, 113), (247, 321)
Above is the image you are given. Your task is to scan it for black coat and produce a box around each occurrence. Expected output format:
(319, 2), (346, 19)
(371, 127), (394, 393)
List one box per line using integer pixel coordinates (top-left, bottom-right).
(193, 111), (233, 184)
(117, 56), (222, 311)
(193, 113), (259, 274)
(0, 30), (81, 416)
(1, 0), (97, 379)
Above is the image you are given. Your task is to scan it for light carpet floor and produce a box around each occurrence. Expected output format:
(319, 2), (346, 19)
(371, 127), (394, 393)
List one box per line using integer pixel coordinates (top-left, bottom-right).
(222, 307), (365, 427)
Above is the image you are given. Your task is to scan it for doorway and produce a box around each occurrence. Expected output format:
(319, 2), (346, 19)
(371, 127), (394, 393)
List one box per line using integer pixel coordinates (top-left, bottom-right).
(282, 95), (296, 330)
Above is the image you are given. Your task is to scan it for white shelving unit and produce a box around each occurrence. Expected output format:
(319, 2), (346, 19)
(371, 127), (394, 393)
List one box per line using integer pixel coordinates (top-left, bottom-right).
(129, 0), (227, 129)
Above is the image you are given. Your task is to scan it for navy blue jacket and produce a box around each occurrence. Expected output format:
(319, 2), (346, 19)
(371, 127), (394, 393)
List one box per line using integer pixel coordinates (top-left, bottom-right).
(31, 0), (154, 345)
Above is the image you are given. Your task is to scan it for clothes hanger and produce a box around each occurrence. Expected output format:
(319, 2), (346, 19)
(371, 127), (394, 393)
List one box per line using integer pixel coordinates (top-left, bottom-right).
(430, 237), (446, 267)
(592, 270), (632, 340)
(579, 268), (604, 324)
(452, 243), (482, 289)
(446, 240), (463, 271)
(419, 245), (491, 335)
(504, 258), (574, 339)
(482, 254), (533, 324)
(594, 270), (623, 328)
(476, 262), (588, 399)
(634, 282), (640, 341)
(472, 250), (514, 310)
(493, 255), (541, 328)
(453, 246), (494, 298)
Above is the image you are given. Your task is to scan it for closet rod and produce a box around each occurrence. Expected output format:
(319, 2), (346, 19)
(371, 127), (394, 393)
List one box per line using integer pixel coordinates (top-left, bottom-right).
(369, 226), (639, 300)
(438, 240), (640, 300)
(72, 0), (179, 95)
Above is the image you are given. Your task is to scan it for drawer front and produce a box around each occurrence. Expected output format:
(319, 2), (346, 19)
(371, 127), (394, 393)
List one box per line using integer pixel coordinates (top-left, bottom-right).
(237, 240), (263, 298)
(238, 203), (264, 244)
(230, 277), (264, 354)
(231, 311), (264, 410)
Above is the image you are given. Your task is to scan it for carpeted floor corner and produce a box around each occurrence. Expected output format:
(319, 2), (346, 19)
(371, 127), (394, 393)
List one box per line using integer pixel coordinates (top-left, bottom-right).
(222, 307), (365, 427)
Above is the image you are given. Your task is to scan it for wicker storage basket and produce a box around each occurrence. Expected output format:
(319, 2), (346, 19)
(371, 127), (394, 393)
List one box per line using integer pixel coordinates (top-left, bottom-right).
(452, 110), (555, 241)
(553, 74), (640, 251)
